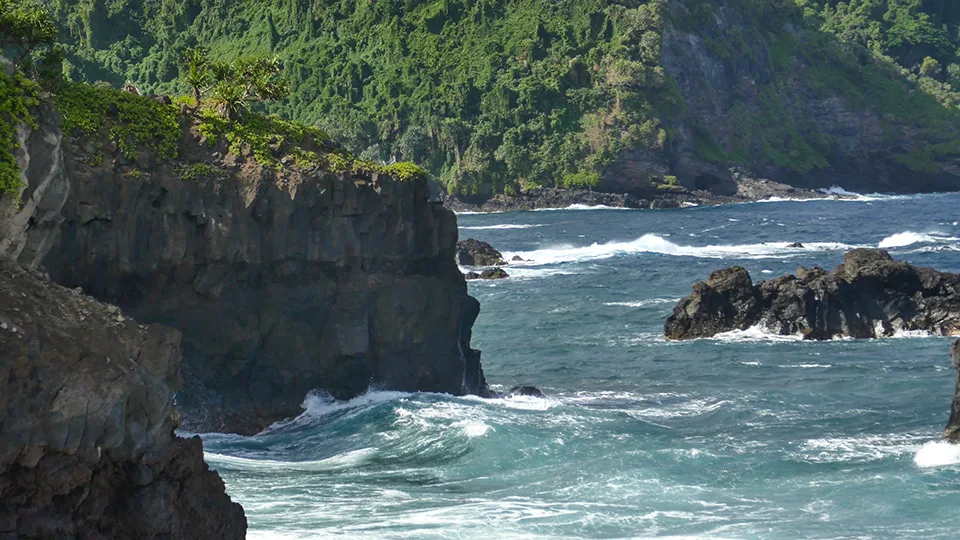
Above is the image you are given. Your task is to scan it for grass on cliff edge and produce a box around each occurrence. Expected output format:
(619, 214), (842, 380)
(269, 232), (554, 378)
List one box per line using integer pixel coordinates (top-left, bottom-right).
(54, 82), (426, 181)
(0, 70), (40, 198)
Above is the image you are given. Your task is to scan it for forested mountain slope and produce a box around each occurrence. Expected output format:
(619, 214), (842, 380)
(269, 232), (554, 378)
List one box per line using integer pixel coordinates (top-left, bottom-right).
(46, 0), (960, 199)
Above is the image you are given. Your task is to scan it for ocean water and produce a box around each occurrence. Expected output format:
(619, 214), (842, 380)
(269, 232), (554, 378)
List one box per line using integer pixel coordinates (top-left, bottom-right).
(201, 192), (960, 539)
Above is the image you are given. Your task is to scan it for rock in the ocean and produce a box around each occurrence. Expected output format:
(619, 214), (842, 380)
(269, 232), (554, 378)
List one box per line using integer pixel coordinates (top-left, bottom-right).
(945, 340), (960, 442)
(456, 238), (507, 266)
(506, 385), (546, 398)
(787, 242), (805, 248)
(665, 248), (960, 340)
(0, 260), (246, 539)
(464, 271), (481, 280)
(480, 268), (509, 280)
(511, 255), (525, 262)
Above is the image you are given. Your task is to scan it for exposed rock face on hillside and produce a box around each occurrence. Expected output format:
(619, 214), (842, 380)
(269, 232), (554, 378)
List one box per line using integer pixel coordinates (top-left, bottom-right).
(0, 95), (70, 269)
(44, 124), (487, 434)
(0, 260), (245, 539)
(944, 340), (960, 442)
(650, 1), (960, 196)
(665, 249), (960, 340)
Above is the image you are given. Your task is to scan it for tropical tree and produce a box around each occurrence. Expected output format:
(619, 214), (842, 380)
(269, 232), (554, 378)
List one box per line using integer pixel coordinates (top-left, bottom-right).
(0, 0), (57, 67)
(180, 45), (211, 107)
(208, 55), (289, 121)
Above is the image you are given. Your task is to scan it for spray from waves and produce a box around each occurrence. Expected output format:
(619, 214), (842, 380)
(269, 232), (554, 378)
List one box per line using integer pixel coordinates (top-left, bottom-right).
(534, 204), (635, 211)
(259, 390), (412, 434)
(709, 326), (806, 343)
(503, 234), (860, 265)
(878, 231), (960, 249)
(604, 298), (679, 308)
(460, 224), (544, 230)
(819, 185), (862, 197)
(914, 441), (960, 468)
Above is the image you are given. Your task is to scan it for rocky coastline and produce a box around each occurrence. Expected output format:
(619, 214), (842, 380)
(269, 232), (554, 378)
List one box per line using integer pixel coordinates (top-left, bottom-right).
(0, 261), (246, 539)
(665, 249), (960, 341)
(9, 104), (489, 436)
(443, 173), (842, 213)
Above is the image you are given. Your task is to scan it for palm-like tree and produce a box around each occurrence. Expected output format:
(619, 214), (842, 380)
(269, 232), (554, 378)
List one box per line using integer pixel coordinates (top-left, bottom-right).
(181, 45), (210, 108)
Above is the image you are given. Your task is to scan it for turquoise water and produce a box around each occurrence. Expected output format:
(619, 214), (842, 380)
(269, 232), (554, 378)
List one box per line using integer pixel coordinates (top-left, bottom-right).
(202, 192), (960, 539)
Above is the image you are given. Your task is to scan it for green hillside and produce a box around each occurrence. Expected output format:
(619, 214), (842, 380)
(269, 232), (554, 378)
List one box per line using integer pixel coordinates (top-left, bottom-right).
(42, 0), (960, 197)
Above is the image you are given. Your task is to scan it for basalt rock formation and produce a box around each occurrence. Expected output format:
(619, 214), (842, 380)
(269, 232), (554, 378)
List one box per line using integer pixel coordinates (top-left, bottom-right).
(665, 249), (960, 340)
(37, 112), (487, 435)
(456, 239), (507, 267)
(944, 340), (960, 443)
(0, 260), (246, 539)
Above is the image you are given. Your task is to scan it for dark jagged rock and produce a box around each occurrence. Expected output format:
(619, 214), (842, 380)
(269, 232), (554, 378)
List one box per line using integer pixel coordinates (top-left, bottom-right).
(945, 340), (960, 442)
(464, 268), (510, 281)
(0, 260), (246, 539)
(3, 95), (490, 435)
(506, 386), (545, 399)
(788, 242), (805, 248)
(480, 268), (509, 280)
(456, 238), (506, 267)
(666, 249), (960, 340)
(511, 255), (524, 262)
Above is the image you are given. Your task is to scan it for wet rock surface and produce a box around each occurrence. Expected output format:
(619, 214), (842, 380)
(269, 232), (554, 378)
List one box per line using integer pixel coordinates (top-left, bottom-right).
(456, 238), (507, 266)
(945, 340), (960, 442)
(665, 249), (960, 340)
(0, 260), (246, 539)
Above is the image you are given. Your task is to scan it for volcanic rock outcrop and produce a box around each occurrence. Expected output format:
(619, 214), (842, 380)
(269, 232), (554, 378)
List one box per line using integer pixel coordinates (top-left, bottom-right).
(456, 238), (507, 267)
(944, 340), (960, 442)
(38, 114), (487, 435)
(665, 249), (960, 340)
(0, 260), (246, 539)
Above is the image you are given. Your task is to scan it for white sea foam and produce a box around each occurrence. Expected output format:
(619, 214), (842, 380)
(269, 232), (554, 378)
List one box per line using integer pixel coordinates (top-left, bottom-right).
(534, 204), (635, 211)
(878, 231), (959, 249)
(819, 185), (862, 197)
(457, 420), (493, 437)
(503, 234), (858, 265)
(205, 447), (378, 472)
(260, 390), (411, 433)
(603, 298), (679, 308)
(914, 441), (960, 468)
(710, 326), (805, 343)
(460, 224), (543, 230)
(796, 433), (927, 464)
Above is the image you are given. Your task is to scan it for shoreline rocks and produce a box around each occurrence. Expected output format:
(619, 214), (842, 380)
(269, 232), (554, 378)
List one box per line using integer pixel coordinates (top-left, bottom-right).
(456, 239), (507, 266)
(442, 173), (842, 214)
(0, 261), (246, 538)
(665, 249), (960, 340)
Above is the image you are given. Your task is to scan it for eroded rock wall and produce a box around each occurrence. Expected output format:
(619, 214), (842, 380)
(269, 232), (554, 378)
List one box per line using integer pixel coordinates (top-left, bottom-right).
(47, 133), (486, 434)
(0, 260), (245, 539)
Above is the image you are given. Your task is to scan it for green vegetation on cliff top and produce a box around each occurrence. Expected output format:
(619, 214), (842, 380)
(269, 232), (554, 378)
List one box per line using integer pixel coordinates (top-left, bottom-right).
(43, 0), (960, 197)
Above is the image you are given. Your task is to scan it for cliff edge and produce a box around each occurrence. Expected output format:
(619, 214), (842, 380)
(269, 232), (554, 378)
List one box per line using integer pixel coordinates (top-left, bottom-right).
(0, 260), (246, 539)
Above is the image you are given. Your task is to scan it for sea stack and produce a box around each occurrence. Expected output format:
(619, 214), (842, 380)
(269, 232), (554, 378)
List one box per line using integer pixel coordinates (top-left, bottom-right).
(665, 249), (960, 340)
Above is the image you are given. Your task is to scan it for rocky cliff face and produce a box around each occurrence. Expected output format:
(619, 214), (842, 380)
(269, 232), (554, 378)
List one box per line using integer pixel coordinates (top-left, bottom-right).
(601, 0), (960, 197)
(944, 340), (960, 442)
(43, 122), (487, 434)
(0, 91), (70, 268)
(0, 260), (246, 539)
(666, 249), (960, 340)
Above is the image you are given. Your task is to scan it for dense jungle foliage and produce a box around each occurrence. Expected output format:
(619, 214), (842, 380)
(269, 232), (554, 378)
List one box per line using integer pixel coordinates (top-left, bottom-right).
(36, 0), (960, 196)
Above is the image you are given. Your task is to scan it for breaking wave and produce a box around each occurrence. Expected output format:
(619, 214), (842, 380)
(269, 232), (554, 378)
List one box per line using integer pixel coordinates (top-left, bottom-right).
(504, 234), (858, 265)
(878, 231), (959, 249)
